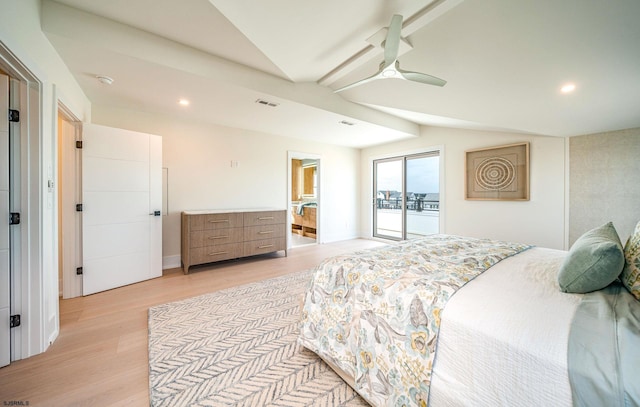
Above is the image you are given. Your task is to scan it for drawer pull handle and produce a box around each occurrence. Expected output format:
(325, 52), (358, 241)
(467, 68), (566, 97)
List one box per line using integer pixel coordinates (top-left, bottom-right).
(258, 231), (274, 235)
(208, 251), (229, 256)
(258, 216), (274, 220)
(258, 244), (274, 249)
(208, 219), (229, 223)
(208, 235), (229, 240)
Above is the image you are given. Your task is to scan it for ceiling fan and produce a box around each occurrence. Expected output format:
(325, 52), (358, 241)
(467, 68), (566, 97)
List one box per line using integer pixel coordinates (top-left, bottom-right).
(334, 14), (446, 93)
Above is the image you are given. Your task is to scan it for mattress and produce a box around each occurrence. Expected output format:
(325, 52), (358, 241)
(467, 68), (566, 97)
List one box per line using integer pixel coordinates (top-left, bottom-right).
(429, 247), (582, 406)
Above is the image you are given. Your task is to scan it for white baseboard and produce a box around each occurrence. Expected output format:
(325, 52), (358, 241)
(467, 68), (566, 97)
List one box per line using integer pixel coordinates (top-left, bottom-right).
(320, 232), (361, 244)
(162, 255), (181, 270)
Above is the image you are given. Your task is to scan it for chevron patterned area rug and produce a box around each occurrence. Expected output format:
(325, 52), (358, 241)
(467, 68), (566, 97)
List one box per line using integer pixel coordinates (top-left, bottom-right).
(148, 270), (368, 406)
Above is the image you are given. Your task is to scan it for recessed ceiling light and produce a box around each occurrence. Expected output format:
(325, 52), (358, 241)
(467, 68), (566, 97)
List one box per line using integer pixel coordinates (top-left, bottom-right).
(96, 75), (114, 85)
(560, 83), (576, 94)
(178, 99), (190, 106)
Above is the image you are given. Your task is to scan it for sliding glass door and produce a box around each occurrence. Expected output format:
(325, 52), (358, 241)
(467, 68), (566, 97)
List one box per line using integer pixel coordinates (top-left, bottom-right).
(405, 153), (440, 238)
(373, 158), (403, 239)
(374, 151), (440, 240)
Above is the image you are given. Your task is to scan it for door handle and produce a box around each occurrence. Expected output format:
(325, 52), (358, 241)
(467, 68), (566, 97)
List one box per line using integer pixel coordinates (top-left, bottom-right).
(149, 210), (161, 216)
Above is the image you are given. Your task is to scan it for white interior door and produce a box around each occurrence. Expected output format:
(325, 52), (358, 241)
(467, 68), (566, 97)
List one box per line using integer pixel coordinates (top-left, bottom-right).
(0, 73), (11, 367)
(82, 123), (162, 295)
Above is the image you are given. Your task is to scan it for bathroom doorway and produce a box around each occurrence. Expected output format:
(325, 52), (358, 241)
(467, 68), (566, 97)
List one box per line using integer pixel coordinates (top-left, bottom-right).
(288, 152), (320, 248)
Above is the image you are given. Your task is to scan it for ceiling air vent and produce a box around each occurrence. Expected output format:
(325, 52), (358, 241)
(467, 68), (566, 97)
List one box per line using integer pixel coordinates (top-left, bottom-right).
(255, 98), (279, 107)
(339, 120), (355, 126)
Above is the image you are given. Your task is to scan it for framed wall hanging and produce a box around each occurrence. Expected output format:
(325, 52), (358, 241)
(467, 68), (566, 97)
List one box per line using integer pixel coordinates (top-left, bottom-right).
(465, 142), (529, 200)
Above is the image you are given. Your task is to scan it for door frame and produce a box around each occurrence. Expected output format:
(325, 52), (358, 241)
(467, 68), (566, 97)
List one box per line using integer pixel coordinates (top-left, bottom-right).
(58, 103), (82, 299)
(368, 145), (445, 240)
(287, 151), (321, 249)
(1, 72), (10, 367)
(373, 156), (405, 240)
(0, 41), (49, 361)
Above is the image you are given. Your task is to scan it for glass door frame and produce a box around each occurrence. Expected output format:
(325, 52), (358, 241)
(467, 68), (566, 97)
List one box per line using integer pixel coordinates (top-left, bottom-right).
(373, 150), (440, 241)
(373, 157), (405, 240)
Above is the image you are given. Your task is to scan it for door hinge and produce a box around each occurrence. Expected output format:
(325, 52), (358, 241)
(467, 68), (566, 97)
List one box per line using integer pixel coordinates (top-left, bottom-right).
(76, 140), (82, 149)
(76, 267), (83, 275)
(76, 204), (83, 212)
(10, 315), (20, 328)
(9, 212), (20, 225)
(8, 109), (19, 123)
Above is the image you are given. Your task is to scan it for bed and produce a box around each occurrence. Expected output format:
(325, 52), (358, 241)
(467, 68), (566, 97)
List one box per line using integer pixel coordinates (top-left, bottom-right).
(298, 232), (640, 406)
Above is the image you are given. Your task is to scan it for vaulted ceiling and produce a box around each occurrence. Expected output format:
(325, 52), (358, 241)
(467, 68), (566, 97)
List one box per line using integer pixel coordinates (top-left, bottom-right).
(43, 0), (640, 148)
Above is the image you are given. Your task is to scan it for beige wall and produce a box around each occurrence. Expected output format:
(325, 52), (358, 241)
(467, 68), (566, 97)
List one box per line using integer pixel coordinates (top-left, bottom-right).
(92, 105), (363, 266)
(361, 127), (567, 249)
(569, 127), (640, 245)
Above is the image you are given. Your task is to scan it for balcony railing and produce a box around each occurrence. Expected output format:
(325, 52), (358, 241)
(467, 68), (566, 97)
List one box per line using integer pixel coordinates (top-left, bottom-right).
(376, 198), (439, 212)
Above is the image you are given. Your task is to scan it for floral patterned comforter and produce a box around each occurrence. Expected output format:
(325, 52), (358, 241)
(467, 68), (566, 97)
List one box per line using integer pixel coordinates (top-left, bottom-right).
(298, 235), (531, 406)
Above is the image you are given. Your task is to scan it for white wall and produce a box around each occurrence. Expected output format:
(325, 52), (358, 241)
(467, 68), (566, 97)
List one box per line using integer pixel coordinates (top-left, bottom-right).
(0, 1), (90, 119)
(92, 105), (362, 266)
(0, 0), (90, 358)
(360, 126), (566, 250)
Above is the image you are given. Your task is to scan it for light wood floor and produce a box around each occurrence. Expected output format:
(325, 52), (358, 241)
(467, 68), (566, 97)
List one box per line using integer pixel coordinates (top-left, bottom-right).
(0, 238), (384, 407)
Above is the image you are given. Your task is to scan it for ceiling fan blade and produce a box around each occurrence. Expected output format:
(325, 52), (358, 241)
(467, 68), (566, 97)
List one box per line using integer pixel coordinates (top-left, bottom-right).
(333, 13), (447, 92)
(334, 71), (383, 93)
(383, 15), (403, 67)
(398, 69), (447, 87)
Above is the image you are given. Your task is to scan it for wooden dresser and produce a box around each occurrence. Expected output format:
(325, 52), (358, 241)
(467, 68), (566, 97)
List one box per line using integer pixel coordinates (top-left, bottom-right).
(181, 209), (287, 273)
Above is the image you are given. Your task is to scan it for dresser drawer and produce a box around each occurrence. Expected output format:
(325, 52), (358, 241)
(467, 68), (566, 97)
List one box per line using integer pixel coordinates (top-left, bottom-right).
(243, 224), (286, 242)
(243, 238), (286, 257)
(190, 228), (243, 248)
(243, 210), (285, 227)
(190, 212), (243, 231)
(190, 243), (243, 264)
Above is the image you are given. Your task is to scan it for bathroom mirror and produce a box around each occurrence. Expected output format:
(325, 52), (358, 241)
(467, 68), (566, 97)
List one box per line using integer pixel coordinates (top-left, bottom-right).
(303, 165), (316, 196)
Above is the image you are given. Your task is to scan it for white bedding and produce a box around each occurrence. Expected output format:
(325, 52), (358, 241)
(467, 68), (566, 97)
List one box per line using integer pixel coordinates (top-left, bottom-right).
(430, 247), (583, 406)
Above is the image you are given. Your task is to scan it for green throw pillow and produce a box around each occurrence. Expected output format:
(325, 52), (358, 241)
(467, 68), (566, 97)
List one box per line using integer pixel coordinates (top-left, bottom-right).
(558, 222), (625, 293)
(621, 221), (640, 301)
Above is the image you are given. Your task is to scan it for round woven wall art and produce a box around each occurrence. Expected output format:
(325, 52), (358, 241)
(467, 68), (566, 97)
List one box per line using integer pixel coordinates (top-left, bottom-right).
(475, 157), (516, 190)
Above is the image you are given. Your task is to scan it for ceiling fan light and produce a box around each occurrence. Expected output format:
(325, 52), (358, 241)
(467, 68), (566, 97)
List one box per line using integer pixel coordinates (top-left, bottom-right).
(382, 69), (397, 78)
